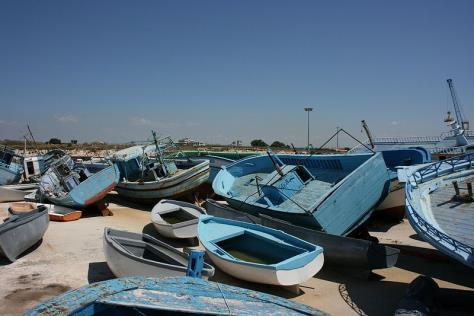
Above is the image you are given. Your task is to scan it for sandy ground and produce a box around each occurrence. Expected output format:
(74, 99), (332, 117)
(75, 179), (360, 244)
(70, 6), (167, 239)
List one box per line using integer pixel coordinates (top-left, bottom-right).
(0, 197), (472, 316)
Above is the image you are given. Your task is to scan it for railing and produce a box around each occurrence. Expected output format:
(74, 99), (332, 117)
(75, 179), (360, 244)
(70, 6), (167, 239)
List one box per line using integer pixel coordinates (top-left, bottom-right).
(411, 153), (474, 184)
(405, 182), (474, 259)
(372, 136), (441, 144)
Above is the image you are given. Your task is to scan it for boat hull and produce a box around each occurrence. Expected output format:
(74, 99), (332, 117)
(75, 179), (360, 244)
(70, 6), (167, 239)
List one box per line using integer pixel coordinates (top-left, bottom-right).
(104, 228), (214, 279)
(214, 153), (389, 236)
(116, 161), (209, 201)
(0, 184), (38, 202)
(151, 199), (206, 239)
(207, 249), (324, 286)
(0, 206), (49, 262)
(26, 277), (327, 315)
(0, 164), (22, 185)
(45, 164), (120, 208)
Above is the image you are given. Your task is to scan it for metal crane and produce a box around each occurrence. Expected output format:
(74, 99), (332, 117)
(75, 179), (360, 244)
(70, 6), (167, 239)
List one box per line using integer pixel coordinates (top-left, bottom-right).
(447, 78), (469, 130)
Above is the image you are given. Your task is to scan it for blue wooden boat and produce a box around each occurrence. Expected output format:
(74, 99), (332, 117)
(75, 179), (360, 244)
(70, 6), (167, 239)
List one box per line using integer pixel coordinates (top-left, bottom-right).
(39, 155), (120, 208)
(26, 276), (327, 315)
(404, 153), (474, 268)
(109, 133), (209, 202)
(198, 215), (324, 286)
(204, 198), (400, 270)
(0, 145), (24, 185)
(213, 151), (390, 236)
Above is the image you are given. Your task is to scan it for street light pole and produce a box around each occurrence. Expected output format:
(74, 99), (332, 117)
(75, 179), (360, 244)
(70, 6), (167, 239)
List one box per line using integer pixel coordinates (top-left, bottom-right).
(304, 107), (313, 150)
(336, 126), (340, 149)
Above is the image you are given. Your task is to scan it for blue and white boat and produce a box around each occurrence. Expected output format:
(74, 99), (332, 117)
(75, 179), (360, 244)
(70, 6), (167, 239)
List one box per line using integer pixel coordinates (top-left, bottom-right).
(26, 276), (327, 315)
(39, 155), (120, 208)
(404, 153), (474, 268)
(213, 151), (390, 236)
(109, 133), (210, 202)
(198, 215), (324, 286)
(0, 145), (24, 185)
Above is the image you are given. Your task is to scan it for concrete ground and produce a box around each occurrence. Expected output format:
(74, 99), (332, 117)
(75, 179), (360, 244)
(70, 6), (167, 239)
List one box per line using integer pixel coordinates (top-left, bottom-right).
(0, 196), (472, 315)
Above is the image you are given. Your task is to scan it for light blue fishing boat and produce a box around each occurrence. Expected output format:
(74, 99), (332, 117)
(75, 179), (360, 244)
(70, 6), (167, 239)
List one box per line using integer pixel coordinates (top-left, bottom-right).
(404, 153), (474, 268)
(0, 145), (24, 185)
(213, 151), (390, 236)
(109, 132), (209, 202)
(39, 155), (120, 208)
(26, 276), (327, 315)
(198, 215), (324, 286)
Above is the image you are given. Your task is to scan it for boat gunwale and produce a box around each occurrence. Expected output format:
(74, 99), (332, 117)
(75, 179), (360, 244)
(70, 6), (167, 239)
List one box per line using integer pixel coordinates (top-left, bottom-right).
(104, 228), (215, 277)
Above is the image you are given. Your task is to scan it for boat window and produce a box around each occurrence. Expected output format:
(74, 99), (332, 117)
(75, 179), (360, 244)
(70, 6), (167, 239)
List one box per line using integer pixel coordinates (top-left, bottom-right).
(295, 166), (313, 183)
(27, 161), (35, 175)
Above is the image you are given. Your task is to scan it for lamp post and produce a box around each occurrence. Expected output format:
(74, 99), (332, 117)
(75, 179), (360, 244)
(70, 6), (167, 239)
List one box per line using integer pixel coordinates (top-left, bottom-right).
(304, 107), (313, 150)
(336, 126), (340, 149)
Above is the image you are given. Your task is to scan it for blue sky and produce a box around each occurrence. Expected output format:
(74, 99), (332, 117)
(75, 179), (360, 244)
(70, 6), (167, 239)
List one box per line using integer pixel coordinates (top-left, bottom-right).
(1, 1), (473, 146)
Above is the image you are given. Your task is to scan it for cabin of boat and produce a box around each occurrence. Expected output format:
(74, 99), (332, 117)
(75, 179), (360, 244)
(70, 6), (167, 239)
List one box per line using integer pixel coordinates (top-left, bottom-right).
(0, 145), (24, 185)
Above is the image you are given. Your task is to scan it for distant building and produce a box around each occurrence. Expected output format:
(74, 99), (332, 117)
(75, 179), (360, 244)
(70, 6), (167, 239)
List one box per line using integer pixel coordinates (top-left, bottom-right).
(177, 137), (205, 147)
(71, 140), (78, 144)
(231, 140), (242, 147)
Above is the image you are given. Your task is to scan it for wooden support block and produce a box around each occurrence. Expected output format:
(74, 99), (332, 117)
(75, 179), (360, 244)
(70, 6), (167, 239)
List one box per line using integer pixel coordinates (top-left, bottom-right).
(452, 180), (460, 196)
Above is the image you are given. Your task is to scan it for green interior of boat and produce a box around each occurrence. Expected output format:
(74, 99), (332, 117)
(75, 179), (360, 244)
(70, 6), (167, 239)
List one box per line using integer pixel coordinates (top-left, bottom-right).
(161, 208), (197, 224)
(215, 232), (304, 265)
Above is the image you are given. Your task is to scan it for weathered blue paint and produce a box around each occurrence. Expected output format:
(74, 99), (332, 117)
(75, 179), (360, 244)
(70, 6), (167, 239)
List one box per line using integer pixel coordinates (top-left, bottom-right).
(198, 215), (323, 271)
(26, 277), (328, 315)
(213, 152), (390, 236)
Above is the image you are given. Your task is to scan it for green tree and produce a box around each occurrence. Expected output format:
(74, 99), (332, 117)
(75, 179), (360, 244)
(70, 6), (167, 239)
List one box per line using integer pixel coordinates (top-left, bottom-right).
(250, 139), (267, 147)
(270, 141), (286, 148)
(48, 138), (61, 144)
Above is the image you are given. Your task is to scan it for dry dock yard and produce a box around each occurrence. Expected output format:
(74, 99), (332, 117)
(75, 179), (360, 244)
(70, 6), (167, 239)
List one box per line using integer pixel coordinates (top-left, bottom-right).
(0, 194), (472, 316)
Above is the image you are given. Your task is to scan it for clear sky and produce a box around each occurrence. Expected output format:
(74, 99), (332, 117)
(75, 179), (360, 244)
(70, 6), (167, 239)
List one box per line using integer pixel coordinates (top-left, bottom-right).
(1, 0), (473, 146)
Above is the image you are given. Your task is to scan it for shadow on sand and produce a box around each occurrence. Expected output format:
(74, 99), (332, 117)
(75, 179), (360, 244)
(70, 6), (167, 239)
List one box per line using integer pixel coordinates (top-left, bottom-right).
(88, 262), (115, 284)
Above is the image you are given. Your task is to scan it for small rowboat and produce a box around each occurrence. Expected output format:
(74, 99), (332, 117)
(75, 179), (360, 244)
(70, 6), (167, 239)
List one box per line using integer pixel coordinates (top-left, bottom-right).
(9, 202), (82, 222)
(151, 199), (206, 239)
(104, 228), (215, 279)
(0, 205), (49, 262)
(26, 276), (328, 315)
(198, 215), (324, 286)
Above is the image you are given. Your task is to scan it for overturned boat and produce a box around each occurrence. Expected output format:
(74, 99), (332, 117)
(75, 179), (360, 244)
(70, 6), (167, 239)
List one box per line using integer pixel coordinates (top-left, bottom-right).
(104, 228), (215, 279)
(213, 151), (390, 236)
(204, 199), (400, 270)
(151, 199), (206, 238)
(0, 205), (49, 262)
(26, 276), (327, 315)
(404, 153), (474, 268)
(39, 155), (120, 208)
(198, 215), (324, 286)
(109, 133), (209, 202)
